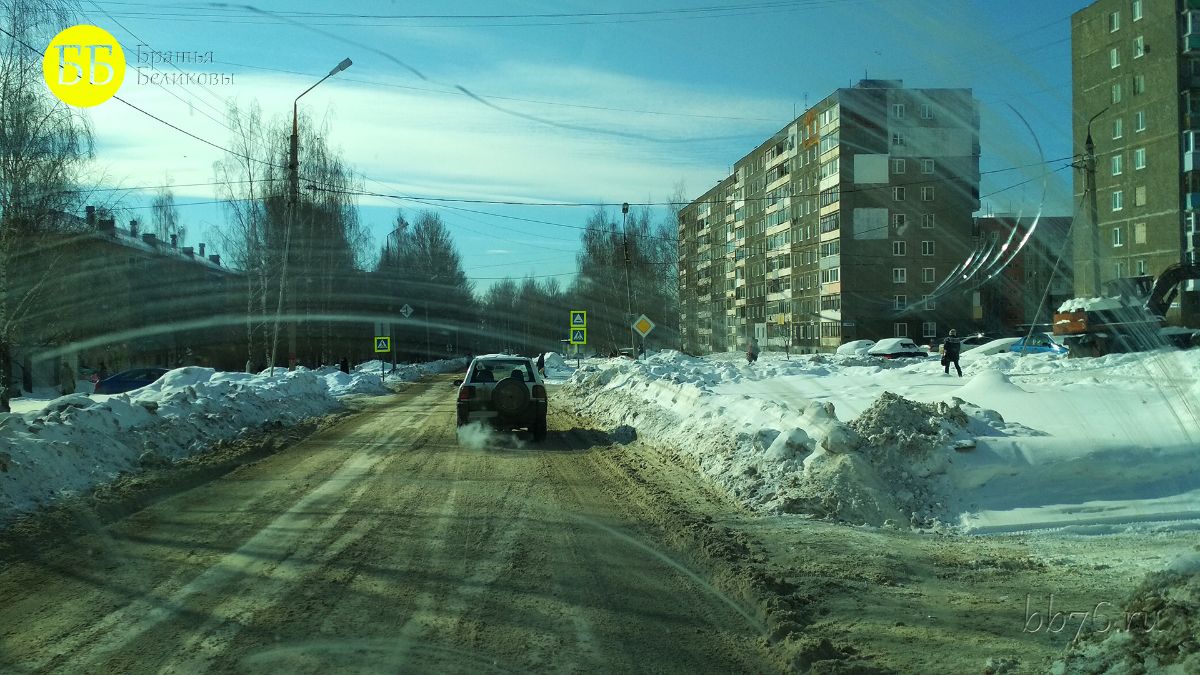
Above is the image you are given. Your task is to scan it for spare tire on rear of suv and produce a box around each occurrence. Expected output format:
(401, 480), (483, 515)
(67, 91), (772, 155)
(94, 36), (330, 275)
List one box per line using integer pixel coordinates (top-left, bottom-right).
(491, 376), (529, 415)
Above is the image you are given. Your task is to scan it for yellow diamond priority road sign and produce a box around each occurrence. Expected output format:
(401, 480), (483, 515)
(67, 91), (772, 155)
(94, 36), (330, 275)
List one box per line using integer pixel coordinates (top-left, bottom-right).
(632, 314), (655, 338)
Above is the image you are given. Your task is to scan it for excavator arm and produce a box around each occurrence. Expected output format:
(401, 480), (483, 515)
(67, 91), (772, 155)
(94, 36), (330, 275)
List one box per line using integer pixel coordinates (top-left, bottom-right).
(1144, 264), (1200, 319)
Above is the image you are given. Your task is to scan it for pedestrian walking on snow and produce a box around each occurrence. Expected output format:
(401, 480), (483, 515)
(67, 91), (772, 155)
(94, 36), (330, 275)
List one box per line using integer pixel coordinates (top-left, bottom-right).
(942, 329), (963, 377)
(536, 352), (545, 377)
(747, 337), (760, 364)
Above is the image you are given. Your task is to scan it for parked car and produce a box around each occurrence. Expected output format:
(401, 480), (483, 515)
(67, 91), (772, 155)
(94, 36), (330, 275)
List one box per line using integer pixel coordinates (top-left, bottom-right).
(1009, 333), (1069, 355)
(92, 367), (169, 395)
(836, 339), (876, 356)
(867, 338), (929, 359)
(453, 355), (548, 441)
(957, 333), (993, 347)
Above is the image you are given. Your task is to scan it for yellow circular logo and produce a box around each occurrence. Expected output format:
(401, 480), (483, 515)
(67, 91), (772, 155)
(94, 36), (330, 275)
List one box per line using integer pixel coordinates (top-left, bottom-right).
(42, 25), (125, 107)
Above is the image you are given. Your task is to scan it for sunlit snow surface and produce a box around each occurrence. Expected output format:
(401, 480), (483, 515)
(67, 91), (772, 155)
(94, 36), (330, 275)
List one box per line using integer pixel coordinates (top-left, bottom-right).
(561, 349), (1200, 534)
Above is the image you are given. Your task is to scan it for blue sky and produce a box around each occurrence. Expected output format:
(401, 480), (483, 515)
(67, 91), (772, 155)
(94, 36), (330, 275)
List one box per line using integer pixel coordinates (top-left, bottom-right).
(77, 0), (1089, 290)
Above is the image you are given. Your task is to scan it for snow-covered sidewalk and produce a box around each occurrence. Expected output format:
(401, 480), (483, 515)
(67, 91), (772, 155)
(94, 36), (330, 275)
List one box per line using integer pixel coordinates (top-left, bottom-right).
(0, 358), (465, 523)
(560, 349), (1200, 533)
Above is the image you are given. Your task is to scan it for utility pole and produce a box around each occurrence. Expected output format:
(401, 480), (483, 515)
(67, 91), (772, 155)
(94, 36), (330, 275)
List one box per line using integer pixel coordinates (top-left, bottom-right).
(1084, 108), (1107, 297)
(269, 57), (352, 376)
(622, 202), (634, 352)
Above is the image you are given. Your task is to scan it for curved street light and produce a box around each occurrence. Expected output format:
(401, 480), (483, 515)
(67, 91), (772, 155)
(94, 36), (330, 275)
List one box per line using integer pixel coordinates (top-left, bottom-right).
(270, 57), (353, 377)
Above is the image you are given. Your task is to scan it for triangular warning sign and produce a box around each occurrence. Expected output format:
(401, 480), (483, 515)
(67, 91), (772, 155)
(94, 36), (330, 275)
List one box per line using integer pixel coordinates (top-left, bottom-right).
(573, 330), (584, 341)
(376, 338), (389, 350)
(572, 314), (584, 326)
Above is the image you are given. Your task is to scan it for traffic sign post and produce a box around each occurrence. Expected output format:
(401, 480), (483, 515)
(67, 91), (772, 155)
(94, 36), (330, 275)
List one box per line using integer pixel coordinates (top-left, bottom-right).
(374, 336), (391, 377)
(570, 310), (587, 328)
(400, 304), (414, 319)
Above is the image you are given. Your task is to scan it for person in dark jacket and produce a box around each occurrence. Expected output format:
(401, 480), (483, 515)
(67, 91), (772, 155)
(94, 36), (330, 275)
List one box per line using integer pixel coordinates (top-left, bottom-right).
(536, 352), (545, 376)
(942, 329), (963, 377)
(339, 357), (350, 374)
(747, 337), (760, 364)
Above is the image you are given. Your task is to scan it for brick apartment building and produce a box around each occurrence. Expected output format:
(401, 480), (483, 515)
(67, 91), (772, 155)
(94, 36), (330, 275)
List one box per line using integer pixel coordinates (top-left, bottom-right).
(678, 79), (981, 354)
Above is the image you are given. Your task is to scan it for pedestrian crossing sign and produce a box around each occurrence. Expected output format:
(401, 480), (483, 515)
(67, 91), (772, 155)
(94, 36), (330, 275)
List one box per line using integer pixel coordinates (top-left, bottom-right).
(570, 310), (586, 328)
(569, 329), (587, 345)
(374, 336), (391, 353)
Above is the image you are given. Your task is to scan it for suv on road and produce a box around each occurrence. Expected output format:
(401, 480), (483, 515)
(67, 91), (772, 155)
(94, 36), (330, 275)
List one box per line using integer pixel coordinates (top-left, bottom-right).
(453, 355), (548, 441)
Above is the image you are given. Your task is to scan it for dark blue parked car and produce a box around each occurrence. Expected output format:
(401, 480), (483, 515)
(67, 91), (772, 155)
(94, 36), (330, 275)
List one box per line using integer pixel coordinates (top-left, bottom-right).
(1009, 334), (1069, 355)
(93, 367), (169, 395)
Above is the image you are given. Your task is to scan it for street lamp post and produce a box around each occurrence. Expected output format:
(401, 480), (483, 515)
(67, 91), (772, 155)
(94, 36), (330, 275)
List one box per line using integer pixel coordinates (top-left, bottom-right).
(269, 57), (352, 377)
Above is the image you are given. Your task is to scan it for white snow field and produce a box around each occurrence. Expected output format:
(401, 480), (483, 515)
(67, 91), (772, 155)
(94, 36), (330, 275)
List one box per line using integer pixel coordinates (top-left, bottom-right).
(0, 358), (465, 522)
(561, 348), (1200, 534)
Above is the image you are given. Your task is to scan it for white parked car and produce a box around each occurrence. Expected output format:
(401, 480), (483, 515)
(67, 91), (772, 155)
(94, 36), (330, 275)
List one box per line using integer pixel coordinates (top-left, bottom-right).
(867, 337), (929, 359)
(836, 339), (876, 356)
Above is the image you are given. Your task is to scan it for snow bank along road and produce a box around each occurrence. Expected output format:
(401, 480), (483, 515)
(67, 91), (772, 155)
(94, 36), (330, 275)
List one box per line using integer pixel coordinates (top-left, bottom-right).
(0, 376), (774, 673)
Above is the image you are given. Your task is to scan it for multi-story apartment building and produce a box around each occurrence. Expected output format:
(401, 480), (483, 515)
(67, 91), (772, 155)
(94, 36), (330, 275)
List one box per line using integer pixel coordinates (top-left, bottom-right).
(1072, 0), (1199, 324)
(973, 216), (1075, 333)
(678, 80), (980, 354)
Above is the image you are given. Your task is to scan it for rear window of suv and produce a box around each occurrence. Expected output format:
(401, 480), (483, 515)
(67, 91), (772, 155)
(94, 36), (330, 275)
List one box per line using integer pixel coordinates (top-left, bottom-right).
(471, 359), (535, 383)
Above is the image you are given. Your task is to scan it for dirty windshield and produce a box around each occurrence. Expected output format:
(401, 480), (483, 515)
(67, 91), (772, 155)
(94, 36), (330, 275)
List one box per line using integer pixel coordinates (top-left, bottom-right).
(2, 1), (1199, 673)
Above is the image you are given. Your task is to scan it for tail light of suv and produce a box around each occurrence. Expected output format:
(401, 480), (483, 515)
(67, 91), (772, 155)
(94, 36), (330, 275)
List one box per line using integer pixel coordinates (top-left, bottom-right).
(458, 385), (475, 401)
(532, 384), (546, 400)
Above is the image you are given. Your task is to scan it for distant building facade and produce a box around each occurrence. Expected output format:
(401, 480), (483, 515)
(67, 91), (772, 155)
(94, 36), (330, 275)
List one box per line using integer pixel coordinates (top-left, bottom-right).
(972, 216), (1074, 333)
(1071, 0), (1199, 324)
(678, 80), (981, 354)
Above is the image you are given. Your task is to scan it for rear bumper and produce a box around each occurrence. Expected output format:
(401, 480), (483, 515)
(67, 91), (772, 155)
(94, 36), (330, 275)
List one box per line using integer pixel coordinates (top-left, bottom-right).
(458, 399), (546, 426)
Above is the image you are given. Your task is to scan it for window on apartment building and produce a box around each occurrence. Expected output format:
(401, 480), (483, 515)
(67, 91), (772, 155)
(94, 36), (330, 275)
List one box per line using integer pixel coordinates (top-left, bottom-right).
(922, 214), (936, 229)
(1136, 259), (1147, 275)
(921, 186), (935, 201)
(1113, 118), (1123, 139)
(1134, 147), (1146, 169)
(1115, 261), (1127, 278)
(892, 103), (905, 118)
(893, 267), (907, 283)
(893, 187), (906, 201)
(893, 213), (907, 229)
(1109, 10), (1120, 32)
(921, 158), (935, 174)
(820, 267), (841, 284)
(893, 240), (907, 256)
(1134, 222), (1147, 244)
(920, 103), (934, 119)
(1132, 0), (1142, 22)
(922, 321), (937, 337)
(1135, 185), (1146, 206)
(1112, 190), (1124, 211)
(894, 323), (909, 337)
(895, 295), (907, 310)
(921, 240), (935, 255)
(1113, 227), (1124, 247)
(1133, 35), (1144, 58)
(922, 267), (936, 283)
(923, 294), (937, 310)
(1110, 47), (1120, 69)
(1112, 83), (1122, 103)
(891, 132), (905, 146)
(1111, 154), (1123, 175)
(892, 158), (906, 174)
(1134, 110), (1146, 132)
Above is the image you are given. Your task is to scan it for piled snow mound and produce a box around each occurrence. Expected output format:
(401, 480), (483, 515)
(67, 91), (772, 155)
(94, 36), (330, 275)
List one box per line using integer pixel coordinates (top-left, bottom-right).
(564, 352), (1000, 527)
(321, 369), (390, 396)
(0, 369), (341, 522)
(1054, 552), (1200, 674)
(544, 352), (568, 370)
(355, 357), (466, 383)
(1057, 296), (1130, 312)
